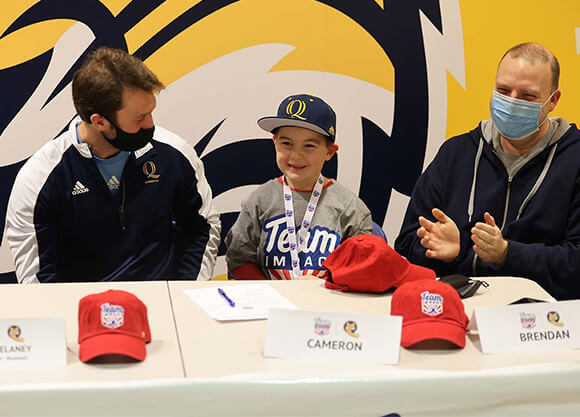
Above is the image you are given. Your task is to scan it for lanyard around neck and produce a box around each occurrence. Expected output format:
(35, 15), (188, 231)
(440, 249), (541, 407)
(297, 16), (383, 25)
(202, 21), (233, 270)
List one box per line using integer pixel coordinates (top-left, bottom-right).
(282, 175), (324, 279)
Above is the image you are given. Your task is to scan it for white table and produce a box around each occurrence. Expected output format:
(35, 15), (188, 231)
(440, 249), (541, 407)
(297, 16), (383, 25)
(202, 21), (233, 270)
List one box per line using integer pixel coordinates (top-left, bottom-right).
(1, 277), (579, 417)
(169, 276), (573, 376)
(0, 281), (183, 384)
(166, 277), (580, 416)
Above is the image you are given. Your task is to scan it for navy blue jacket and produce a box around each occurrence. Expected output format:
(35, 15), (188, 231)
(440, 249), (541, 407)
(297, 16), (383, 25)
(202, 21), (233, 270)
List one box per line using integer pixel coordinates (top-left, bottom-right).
(6, 119), (221, 283)
(395, 121), (580, 300)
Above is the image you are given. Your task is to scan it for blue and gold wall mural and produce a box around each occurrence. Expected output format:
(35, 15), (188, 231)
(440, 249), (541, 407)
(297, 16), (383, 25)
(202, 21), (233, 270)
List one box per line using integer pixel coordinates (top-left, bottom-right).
(1, 1), (578, 279)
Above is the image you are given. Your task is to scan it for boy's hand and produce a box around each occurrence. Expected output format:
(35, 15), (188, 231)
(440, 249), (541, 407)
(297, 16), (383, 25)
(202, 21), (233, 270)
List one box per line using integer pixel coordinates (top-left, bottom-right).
(417, 208), (460, 262)
(295, 275), (321, 280)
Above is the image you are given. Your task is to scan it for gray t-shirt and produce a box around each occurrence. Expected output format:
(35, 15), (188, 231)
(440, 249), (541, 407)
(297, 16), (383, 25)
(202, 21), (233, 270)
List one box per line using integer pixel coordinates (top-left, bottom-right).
(225, 177), (373, 279)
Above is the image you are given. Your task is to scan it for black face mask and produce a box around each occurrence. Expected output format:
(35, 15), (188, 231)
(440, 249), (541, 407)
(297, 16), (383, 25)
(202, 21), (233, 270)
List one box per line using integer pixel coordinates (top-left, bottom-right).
(438, 274), (489, 299)
(103, 119), (155, 152)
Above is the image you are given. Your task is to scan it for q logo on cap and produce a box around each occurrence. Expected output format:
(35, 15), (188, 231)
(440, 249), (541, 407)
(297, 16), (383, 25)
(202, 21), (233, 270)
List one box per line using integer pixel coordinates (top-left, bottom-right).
(286, 99), (307, 120)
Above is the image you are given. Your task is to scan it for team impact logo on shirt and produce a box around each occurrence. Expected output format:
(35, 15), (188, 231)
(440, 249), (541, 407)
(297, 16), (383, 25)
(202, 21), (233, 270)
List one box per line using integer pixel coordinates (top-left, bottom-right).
(262, 214), (340, 279)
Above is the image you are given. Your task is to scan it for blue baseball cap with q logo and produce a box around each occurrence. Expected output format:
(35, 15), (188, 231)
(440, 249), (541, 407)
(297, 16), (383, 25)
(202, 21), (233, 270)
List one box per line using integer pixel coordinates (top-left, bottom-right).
(258, 94), (336, 141)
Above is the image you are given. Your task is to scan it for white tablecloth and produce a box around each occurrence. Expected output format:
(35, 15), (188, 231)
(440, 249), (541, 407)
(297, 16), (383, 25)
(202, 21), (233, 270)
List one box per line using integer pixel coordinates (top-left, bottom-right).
(1, 277), (579, 416)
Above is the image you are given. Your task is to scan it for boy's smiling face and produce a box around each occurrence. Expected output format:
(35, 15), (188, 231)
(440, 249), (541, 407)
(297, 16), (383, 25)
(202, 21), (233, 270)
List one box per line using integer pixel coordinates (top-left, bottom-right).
(273, 126), (338, 190)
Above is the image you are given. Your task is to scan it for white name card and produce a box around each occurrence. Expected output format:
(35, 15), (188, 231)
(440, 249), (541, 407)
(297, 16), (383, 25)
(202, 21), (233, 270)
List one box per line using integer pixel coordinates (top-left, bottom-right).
(0, 318), (66, 367)
(470, 300), (580, 354)
(264, 309), (402, 364)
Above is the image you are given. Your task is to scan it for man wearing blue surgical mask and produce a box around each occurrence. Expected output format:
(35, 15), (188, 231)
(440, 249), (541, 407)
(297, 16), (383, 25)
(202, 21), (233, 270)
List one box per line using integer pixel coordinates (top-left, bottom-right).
(6, 47), (221, 283)
(396, 42), (580, 300)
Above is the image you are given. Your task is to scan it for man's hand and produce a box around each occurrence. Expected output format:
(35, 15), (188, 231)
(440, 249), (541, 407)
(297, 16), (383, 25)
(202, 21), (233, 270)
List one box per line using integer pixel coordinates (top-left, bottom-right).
(471, 212), (508, 264)
(417, 208), (460, 262)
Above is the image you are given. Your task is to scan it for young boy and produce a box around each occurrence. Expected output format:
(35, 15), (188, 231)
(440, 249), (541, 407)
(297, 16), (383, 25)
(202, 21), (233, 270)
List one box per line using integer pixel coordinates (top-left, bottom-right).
(225, 94), (373, 280)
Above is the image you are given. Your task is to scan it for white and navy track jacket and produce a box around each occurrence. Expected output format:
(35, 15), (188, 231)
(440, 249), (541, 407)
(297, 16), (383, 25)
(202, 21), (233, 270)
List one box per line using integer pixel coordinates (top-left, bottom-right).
(6, 118), (221, 283)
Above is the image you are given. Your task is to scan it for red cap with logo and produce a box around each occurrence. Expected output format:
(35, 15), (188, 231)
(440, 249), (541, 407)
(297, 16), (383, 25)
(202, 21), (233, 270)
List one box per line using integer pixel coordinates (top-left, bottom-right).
(390, 279), (470, 348)
(322, 234), (436, 293)
(78, 289), (151, 362)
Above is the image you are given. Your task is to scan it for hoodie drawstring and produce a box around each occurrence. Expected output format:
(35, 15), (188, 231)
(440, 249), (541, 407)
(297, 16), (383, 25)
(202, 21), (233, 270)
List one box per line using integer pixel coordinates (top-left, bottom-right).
(516, 143), (558, 221)
(468, 138), (484, 222)
(468, 139), (558, 224)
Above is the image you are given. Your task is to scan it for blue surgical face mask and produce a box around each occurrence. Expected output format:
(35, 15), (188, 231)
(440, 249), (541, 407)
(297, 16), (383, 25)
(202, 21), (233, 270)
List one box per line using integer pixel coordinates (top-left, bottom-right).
(490, 90), (554, 140)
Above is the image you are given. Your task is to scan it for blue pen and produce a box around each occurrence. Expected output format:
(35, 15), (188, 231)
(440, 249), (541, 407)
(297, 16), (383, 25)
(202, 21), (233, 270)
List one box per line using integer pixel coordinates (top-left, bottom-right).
(218, 287), (235, 307)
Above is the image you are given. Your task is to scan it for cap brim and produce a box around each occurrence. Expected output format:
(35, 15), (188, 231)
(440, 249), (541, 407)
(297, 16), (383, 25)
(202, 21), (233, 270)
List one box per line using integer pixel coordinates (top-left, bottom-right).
(79, 333), (147, 363)
(402, 263), (436, 284)
(257, 117), (332, 138)
(400, 319), (466, 348)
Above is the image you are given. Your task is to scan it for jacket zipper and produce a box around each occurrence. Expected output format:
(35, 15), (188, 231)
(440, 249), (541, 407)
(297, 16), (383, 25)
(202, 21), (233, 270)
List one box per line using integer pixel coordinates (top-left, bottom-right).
(500, 176), (512, 232)
(118, 178), (126, 231)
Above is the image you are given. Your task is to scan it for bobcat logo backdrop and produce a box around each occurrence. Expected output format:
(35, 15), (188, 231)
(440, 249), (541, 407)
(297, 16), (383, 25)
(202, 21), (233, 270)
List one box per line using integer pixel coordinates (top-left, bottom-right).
(1, 1), (579, 278)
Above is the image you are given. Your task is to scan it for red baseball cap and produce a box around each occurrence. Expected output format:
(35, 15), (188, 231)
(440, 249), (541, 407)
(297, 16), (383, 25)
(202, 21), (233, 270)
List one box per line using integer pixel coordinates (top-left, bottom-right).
(78, 289), (151, 362)
(322, 234), (435, 293)
(391, 280), (470, 348)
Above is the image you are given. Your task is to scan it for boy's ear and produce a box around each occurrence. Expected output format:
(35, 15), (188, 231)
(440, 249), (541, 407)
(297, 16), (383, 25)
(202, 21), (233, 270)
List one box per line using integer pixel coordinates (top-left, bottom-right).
(326, 143), (339, 160)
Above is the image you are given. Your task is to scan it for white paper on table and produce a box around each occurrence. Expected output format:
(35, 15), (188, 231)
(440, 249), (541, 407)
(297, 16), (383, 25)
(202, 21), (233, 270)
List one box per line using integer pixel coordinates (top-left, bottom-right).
(184, 284), (299, 321)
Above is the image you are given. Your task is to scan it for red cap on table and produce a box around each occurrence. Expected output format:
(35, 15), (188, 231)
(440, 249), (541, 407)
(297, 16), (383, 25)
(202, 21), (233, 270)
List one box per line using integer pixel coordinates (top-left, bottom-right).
(322, 234), (436, 293)
(391, 280), (469, 348)
(78, 289), (151, 362)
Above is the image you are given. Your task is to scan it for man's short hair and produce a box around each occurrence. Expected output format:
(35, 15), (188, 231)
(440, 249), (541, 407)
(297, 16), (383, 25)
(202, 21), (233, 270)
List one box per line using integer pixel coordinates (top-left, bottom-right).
(72, 47), (164, 123)
(500, 42), (560, 93)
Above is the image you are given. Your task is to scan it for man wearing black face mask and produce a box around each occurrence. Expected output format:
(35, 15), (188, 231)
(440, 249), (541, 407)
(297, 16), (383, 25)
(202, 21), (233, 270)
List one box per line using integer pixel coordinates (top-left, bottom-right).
(395, 42), (580, 300)
(5, 47), (221, 283)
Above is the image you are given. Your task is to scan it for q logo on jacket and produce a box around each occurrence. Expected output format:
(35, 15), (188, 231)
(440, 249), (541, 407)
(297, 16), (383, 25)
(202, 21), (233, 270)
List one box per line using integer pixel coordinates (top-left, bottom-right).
(143, 161), (160, 184)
